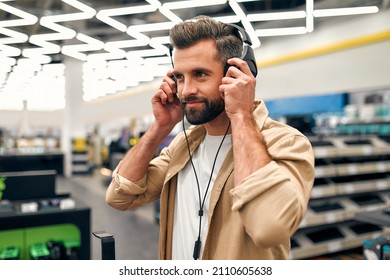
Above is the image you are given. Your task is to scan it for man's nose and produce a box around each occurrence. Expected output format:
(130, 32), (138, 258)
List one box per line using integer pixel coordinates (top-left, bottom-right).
(180, 78), (197, 98)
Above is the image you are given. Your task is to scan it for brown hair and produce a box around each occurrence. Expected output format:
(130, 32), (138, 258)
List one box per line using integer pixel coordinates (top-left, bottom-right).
(169, 15), (243, 65)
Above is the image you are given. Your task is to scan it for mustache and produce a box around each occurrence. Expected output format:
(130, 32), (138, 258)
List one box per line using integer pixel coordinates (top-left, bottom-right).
(181, 96), (207, 104)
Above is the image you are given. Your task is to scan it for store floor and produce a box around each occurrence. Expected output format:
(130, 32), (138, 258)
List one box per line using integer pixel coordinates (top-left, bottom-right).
(56, 173), (159, 260)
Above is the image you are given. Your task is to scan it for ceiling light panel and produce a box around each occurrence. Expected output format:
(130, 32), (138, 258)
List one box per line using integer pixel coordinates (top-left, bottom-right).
(0, 0), (383, 110)
(21, 0), (96, 63)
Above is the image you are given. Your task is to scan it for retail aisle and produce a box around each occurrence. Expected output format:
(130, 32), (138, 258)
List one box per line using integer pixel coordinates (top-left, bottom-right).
(56, 174), (159, 260)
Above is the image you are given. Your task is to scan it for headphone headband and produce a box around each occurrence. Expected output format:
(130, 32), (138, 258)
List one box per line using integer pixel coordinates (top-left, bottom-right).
(225, 23), (253, 46)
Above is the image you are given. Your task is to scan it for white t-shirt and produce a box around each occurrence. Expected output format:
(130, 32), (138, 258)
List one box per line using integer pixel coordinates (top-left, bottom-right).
(172, 133), (232, 260)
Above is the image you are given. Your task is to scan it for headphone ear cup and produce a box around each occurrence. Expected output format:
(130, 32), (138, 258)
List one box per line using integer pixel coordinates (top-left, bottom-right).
(224, 23), (258, 77)
(223, 63), (230, 76)
(241, 46), (258, 77)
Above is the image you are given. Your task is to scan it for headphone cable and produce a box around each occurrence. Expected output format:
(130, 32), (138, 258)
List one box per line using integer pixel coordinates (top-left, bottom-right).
(182, 116), (231, 260)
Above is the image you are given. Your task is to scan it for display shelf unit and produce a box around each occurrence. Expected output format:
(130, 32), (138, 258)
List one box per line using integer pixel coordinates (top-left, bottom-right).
(0, 200), (91, 259)
(0, 152), (64, 175)
(290, 135), (390, 259)
(0, 170), (91, 259)
(71, 138), (90, 175)
(72, 151), (90, 175)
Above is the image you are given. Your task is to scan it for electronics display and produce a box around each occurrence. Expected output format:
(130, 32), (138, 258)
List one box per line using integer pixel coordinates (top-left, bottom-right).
(0, 246), (20, 260)
(362, 236), (390, 260)
(382, 245), (390, 260)
(30, 243), (51, 260)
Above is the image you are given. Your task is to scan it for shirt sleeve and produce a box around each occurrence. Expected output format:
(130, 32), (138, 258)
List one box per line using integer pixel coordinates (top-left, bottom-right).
(105, 146), (172, 211)
(230, 134), (315, 248)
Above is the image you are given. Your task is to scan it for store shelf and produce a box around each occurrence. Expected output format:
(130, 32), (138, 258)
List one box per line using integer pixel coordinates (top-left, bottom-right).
(72, 151), (90, 175)
(301, 192), (390, 228)
(312, 135), (390, 159)
(311, 176), (390, 199)
(291, 221), (390, 260)
(315, 160), (390, 178)
(291, 134), (390, 259)
(71, 138), (91, 175)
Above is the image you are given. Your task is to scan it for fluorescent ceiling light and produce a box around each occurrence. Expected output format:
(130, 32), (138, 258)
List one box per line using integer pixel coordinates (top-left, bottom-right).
(32, 23), (76, 41)
(0, 0), (385, 109)
(87, 48), (126, 62)
(96, 4), (159, 32)
(158, 6), (182, 23)
(105, 39), (148, 49)
(144, 56), (171, 65)
(213, 15), (240, 23)
(313, 6), (379, 17)
(0, 56), (16, 68)
(229, 0), (261, 48)
(247, 11), (307, 22)
(255, 27), (308, 37)
(126, 27), (151, 43)
(150, 36), (171, 45)
(128, 48), (167, 58)
(0, 28), (27, 57)
(0, 27), (28, 43)
(41, 0), (96, 22)
(22, 45), (59, 64)
(61, 33), (104, 61)
(128, 22), (176, 33)
(0, 2), (38, 27)
(21, 0), (96, 63)
(306, 0), (314, 33)
(163, 0), (227, 10)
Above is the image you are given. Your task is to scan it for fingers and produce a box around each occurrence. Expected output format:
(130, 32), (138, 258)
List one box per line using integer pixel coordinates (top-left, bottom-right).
(156, 70), (177, 104)
(219, 58), (256, 102)
(225, 58), (254, 78)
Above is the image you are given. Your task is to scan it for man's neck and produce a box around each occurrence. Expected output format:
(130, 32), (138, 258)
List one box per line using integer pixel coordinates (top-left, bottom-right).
(203, 112), (231, 136)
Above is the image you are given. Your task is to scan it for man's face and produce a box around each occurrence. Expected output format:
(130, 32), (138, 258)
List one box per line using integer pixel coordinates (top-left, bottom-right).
(173, 40), (225, 125)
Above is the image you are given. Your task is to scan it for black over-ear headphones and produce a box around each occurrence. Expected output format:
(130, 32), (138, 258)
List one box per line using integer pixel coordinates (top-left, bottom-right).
(223, 23), (258, 77)
(168, 22), (258, 78)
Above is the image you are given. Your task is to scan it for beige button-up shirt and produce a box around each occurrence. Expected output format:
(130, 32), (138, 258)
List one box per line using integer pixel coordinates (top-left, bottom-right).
(106, 100), (315, 259)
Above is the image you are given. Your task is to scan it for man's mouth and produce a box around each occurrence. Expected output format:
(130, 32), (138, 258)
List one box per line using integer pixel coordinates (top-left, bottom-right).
(183, 100), (204, 109)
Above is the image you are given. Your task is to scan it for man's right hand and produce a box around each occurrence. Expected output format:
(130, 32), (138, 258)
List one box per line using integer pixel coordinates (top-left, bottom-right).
(151, 70), (183, 130)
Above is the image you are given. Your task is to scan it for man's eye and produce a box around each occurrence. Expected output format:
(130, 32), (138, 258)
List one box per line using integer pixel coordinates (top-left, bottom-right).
(175, 74), (183, 80)
(196, 72), (206, 77)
